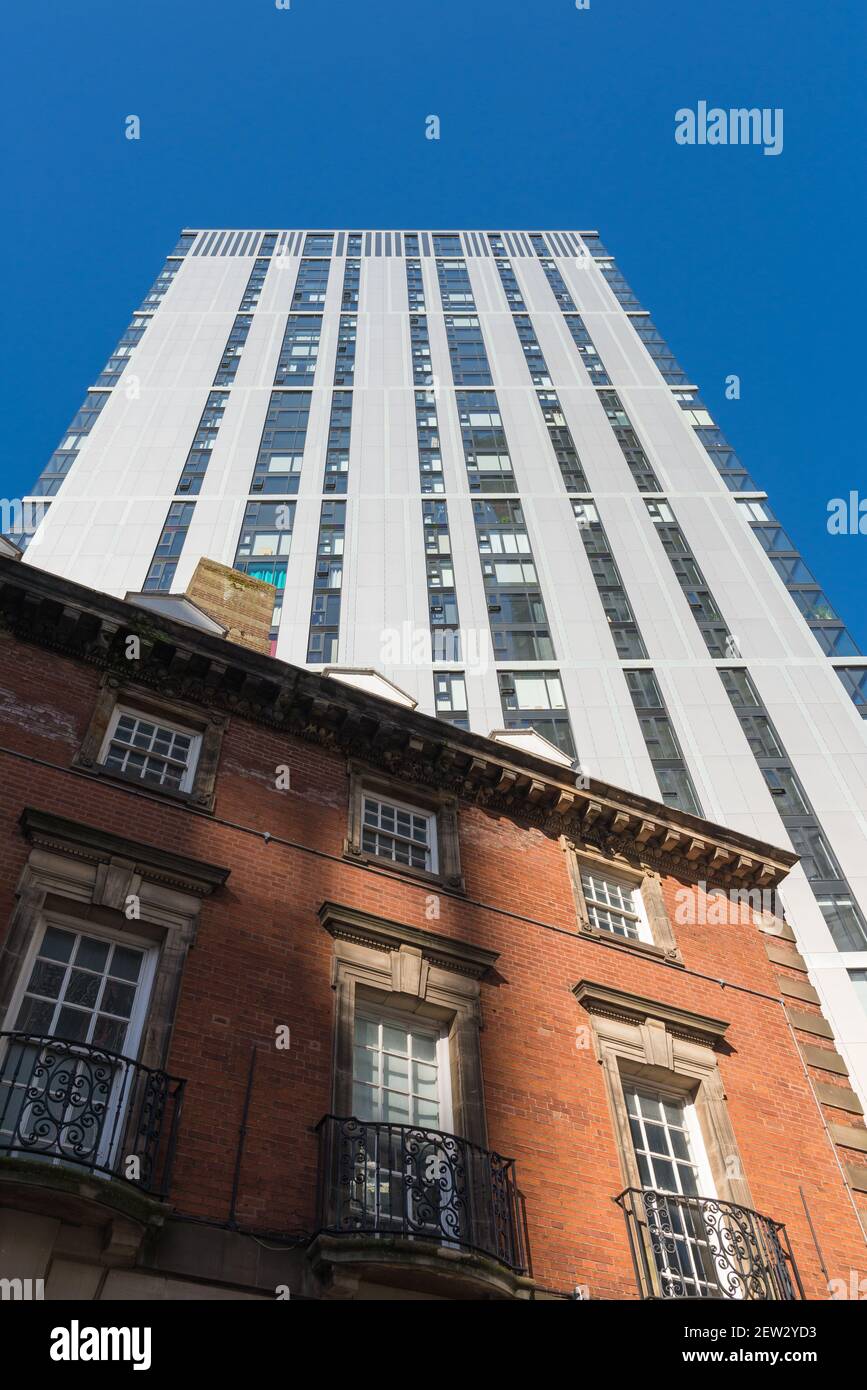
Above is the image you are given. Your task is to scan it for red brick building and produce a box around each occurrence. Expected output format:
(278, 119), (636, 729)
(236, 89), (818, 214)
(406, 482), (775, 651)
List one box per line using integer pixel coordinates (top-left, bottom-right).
(0, 552), (864, 1301)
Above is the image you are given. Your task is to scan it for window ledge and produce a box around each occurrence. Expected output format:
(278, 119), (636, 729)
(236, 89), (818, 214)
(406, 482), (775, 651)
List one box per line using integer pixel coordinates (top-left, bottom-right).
(342, 841), (465, 894)
(578, 918), (684, 967)
(76, 761), (214, 813)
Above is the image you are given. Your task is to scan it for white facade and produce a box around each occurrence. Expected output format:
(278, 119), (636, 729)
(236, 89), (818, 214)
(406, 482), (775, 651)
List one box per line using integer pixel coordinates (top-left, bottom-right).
(19, 227), (867, 1107)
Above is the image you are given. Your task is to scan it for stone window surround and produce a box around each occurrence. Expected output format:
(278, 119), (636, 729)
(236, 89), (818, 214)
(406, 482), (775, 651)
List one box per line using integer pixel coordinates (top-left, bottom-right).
(0, 808), (229, 1073)
(573, 979), (753, 1209)
(344, 761), (464, 892)
(72, 673), (227, 813)
(319, 901), (497, 1148)
(567, 841), (683, 966)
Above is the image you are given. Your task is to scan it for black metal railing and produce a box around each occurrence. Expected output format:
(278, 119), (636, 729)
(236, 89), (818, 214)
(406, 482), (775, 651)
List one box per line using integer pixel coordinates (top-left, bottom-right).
(316, 1115), (526, 1271)
(0, 1031), (184, 1198)
(616, 1187), (804, 1300)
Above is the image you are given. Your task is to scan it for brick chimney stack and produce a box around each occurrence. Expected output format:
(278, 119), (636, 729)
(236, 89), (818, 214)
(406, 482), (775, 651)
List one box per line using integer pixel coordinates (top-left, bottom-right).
(184, 557), (275, 656)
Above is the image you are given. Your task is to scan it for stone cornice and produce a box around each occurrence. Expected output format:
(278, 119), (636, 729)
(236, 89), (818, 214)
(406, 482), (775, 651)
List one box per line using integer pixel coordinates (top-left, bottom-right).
(19, 808), (230, 897)
(0, 557), (797, 892)
(318, 902), (499, 979)
(573, 979), (730, 1046)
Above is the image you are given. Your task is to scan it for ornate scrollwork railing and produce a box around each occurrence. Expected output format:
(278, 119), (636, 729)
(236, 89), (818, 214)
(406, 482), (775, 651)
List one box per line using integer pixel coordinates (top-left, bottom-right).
(315, 1115), (526, 1272)
(615, 1187), (804, 1300)
(0, 1031), (184, 1198)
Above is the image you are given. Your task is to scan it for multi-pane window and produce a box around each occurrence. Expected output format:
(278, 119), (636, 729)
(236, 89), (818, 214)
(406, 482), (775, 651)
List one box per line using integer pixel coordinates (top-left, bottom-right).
(274, 315), (322, 385)
(406, 258), (426, 311)
(352, 1014), (443, 1127)
(341, 258), (360, 310)
(143, 502), (195, 591)
(323, 391), (353, 494)
(433, 672), (468, 729)
(361, 796), (437, 873)
(492, 258), (526, 310)
(474, 499), (536, 583)
(303, 233), (333, 256)
(423, 500), (460, 659)
(250, 392), (311, 494)
(600, 263), (642, 311)
(836, 667), (867, 716)
(307, 501), (345, 662)
(625, 670), (702, 816)
(573, 501), (647, 658)
(410, 317), (434, 388)
(444, 315), (492, 385)
(30, 391), (110, 498)
(561, 315), (610, 385)
(413, 390), (443, 492)
(334, 315), (357, 385)
(94, 314), (149, 387)
(538, 258), (577, 311)
(456, 392), (515, 493)
(511, 314), (551, 386)
(171, 232), (196, 257)
(629, 315), (691, 386)
(213, 314), (252, 386)
(474, 500), (555, 662)
(625, 1089), (721, 1298)
(174, 391), (230, 495)
(426, 553), (460, 651)
(239, 258), (270, 312)
(736, 497), (861, 661)
(138, 258), (181, 313)
(498, 670), (575, 757)
(580, 869), (650, 941)
(292, 259), (330, 307)
(719, 668), (867, 950)
(597, 390), (662, 492)
(436, 258), (475, 309)
(645, 500), (732, 657)
(536, 392), (589, 493)
(232, 500), (295, 638)
(10, 924), (148, 1054)
(99, 708), (200, 791)
(432, 234), (463, 257)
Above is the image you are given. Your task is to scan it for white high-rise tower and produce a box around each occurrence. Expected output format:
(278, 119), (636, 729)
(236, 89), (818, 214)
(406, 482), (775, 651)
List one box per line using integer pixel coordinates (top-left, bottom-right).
(13, 226), (867, 1106)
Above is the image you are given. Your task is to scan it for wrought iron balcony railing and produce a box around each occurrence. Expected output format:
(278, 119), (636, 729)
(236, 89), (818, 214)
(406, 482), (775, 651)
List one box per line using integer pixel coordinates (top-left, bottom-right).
(0, 1031), (184, 1199)
(316, 1115), (526, 1272)
(616, 1187), (804, 1300)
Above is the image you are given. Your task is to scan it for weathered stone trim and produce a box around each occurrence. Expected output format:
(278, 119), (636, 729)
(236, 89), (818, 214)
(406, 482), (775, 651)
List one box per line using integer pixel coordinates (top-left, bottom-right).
(3, 809), (228, 1071)
(72, 673), (227, 812)
(577, 985), (751, 1216)
(799, 1044), (849, 1075)
(573, 980), (729, 1047)
(344, 762), (464, 891)
(566, 842), (683, 964)
(321, 904), (491, 1148)
(786, 1006), (834, 1039)
(0, 554), (797, 895)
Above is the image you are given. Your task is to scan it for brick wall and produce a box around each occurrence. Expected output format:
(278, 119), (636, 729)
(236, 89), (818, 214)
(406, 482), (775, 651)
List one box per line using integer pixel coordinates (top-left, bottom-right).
(0, 630), (864, 1298)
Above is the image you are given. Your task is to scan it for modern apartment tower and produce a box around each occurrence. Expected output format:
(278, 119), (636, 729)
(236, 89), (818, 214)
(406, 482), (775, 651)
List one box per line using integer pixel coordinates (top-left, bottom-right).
(12, 226), (867, 1108)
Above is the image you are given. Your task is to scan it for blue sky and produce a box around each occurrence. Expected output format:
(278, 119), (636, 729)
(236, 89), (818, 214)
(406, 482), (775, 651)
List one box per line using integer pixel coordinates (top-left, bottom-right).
(2, 0), (864, 644)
